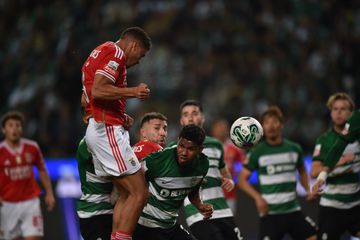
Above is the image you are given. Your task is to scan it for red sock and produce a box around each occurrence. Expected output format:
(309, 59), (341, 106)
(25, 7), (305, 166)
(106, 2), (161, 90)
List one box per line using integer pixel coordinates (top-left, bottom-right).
(112, 229), (132, 240)
(111, 232), (116, 240)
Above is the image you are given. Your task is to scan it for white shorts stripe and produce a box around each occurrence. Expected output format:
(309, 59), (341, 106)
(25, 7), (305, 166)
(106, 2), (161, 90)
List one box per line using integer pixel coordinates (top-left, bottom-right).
(110, 125), (127, 172)
(85, 118), (140, 177)
(106, 125), (126, 172)
(105, 125), (122, 172)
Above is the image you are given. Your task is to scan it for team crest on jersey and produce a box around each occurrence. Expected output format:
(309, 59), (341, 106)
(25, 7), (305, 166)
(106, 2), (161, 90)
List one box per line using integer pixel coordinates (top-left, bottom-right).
(107, 60), (119, 71)
(129, 157), (136, 166)
(342, 123), (350, 135)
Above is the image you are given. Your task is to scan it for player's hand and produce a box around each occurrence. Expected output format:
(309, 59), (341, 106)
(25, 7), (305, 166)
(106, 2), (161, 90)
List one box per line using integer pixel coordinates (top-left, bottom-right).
(255, 197), (268, 217)
(135, 83), (150, 101)
(312, 179), (325, 195)
(221, 177), (235, 192)
(123, 114), (134, 130)
(45, 192), (56, 212)
(197, 203), (213, 220)
(306, 190), (318, 201)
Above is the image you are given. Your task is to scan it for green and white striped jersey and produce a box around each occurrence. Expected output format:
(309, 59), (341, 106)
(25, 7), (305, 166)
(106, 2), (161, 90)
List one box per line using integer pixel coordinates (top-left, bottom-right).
(183, 136), (233, 226)
(76, 138), (114, 218)
(313, 128), (360, 209)
(139, 146), (209, 228)
(245, 139), (303, 214)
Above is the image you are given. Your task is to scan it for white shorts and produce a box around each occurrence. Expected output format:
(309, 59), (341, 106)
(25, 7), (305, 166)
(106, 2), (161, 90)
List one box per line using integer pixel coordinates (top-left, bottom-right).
(0, 198), (43, 239)
(85, 118), (141, 177)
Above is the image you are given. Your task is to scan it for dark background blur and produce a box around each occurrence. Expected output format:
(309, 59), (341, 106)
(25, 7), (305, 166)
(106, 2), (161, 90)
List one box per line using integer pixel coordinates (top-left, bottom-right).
(2, 1), (360, 239)
(1, 0), (360, 157)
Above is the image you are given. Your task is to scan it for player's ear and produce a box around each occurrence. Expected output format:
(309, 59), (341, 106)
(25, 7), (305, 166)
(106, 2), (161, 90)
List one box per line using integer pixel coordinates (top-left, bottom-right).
(140, 127), (146, 139)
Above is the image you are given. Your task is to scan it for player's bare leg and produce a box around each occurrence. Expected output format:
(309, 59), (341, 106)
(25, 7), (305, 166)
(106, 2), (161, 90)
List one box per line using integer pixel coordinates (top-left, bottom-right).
(112, 180), (129, 230)
(112, 170), (149, 235)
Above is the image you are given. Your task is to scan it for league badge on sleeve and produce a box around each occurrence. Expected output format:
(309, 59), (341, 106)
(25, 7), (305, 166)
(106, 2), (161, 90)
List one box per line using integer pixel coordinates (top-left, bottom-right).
(108, 60), (119, 71)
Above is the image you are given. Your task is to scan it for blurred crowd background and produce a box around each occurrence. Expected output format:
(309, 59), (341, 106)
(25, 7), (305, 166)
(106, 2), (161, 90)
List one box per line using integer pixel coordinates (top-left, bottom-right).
(1, 0), (360, 157)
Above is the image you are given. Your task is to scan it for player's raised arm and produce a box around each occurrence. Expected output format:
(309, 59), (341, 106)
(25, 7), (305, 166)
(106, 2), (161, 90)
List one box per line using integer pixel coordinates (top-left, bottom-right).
(92, 74), (150, 100)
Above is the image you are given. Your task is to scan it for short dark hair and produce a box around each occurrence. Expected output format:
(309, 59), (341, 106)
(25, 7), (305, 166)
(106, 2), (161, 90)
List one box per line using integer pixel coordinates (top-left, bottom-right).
(179, 99), (203, 114)
(179, 124), (206, 146)
(121, 27), (151, 50)
(140, 112), (167, 128)
(1, 111), (25, 128)
(260, 105), (284, 124)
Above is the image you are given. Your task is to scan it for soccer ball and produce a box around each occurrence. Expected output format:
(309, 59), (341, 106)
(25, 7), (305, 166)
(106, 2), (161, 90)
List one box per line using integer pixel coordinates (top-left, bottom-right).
(230, 117), (263, 148)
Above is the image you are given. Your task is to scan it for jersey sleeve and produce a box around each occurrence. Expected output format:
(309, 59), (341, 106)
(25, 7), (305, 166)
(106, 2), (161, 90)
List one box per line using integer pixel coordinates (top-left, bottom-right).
(324, 110), (360, 169)
(94, 46), (125, 83)
(134, 142), (162, 162)
(33, 142), (46, 170)
(143, 154), (156, 181)
(312, 136), (328, 162)
(295, 143), (304, 168)
(218, 143), (226, 169)
(340, 110), (360, 143)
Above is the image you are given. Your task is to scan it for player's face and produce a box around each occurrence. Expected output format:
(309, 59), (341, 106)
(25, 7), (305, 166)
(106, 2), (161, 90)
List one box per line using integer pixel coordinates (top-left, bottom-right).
(180, 105), (205, 127)
(176, 137), (203, 165)
(141, 118), (168, 147)
(2, 119), (23, 144)
(126, 42), (147, 68)
(262, 115), (282, 140)
(330, 99), (352, 127)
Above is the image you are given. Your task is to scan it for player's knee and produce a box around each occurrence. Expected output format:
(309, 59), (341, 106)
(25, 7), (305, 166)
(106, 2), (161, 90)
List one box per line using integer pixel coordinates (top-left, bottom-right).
(131, 187), (149, 206)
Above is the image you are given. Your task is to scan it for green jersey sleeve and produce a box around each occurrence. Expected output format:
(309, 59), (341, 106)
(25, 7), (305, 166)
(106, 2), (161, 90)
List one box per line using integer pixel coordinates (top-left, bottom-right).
(218, 142), (225, 169)
(143, 154), (156, 181)
(312, 135), (328, 162)
(295, 143), (304, 168)
(244, 150), (259, 171)
(324, 110), (360, 169)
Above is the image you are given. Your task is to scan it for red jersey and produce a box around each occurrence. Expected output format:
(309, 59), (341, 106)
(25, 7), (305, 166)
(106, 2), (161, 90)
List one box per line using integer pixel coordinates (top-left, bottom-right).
(82, 41), (127, 125)
(132, 140), (162, 161)
(223, 139), (246, 199)
(0, 138), (45, 202)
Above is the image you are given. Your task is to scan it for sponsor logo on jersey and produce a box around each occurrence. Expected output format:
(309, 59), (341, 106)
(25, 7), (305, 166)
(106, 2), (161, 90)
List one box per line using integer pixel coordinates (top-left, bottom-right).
(159, 188), (192, 198)
(90, 49), (101, 59)
(266, 164), (295, 175)
(132, 145), (143, 153)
